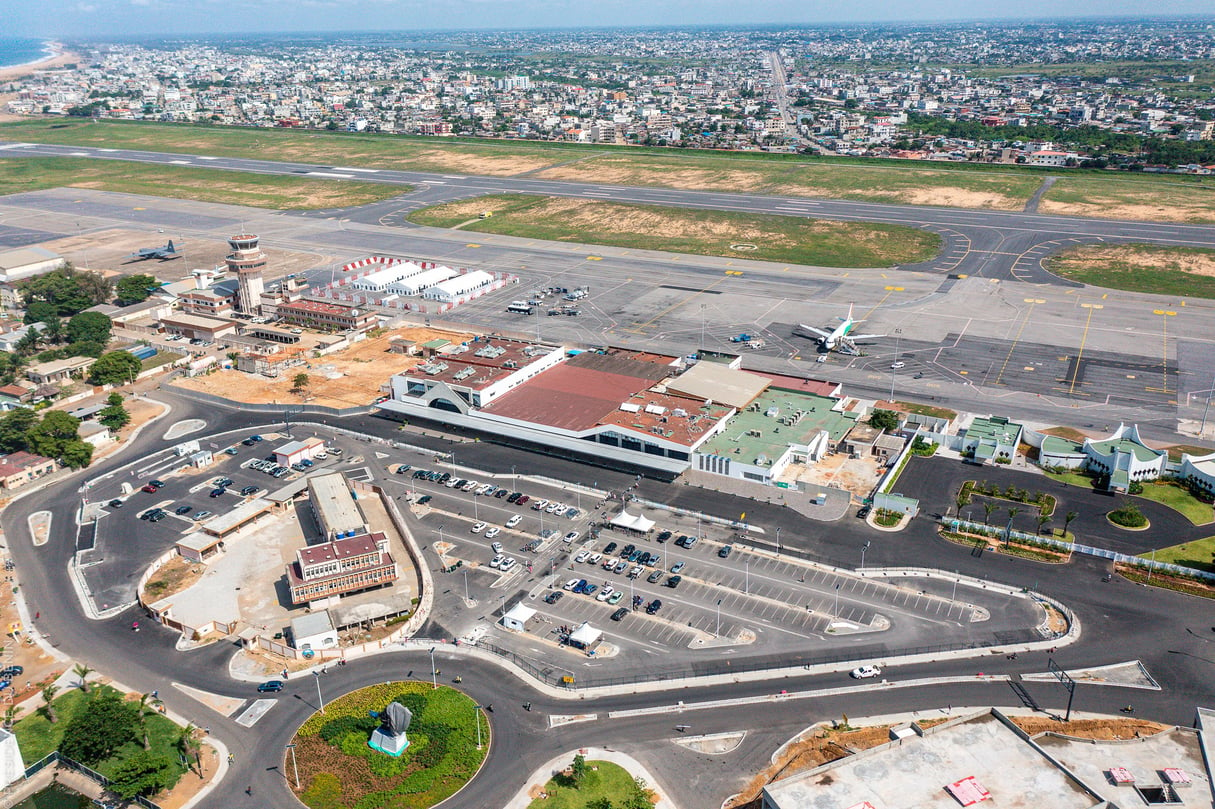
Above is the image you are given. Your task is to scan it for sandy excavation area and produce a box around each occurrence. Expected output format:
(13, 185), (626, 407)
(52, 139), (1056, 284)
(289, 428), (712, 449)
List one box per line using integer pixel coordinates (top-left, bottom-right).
(174, 326), (473, 409)
(37, 228), (332, 283)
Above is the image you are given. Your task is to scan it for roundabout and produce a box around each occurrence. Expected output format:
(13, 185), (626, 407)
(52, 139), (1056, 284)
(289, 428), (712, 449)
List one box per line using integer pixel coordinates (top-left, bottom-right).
(289, 682), (489, 809)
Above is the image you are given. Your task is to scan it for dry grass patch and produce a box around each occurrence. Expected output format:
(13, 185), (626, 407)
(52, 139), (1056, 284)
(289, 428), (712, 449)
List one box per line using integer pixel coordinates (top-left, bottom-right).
(141, 557), (205, 603)
(1047, 243), (1215, 299)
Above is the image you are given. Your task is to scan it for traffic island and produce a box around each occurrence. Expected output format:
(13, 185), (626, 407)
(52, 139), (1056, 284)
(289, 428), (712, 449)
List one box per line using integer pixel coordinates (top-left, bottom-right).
(290, 682), (489, 809)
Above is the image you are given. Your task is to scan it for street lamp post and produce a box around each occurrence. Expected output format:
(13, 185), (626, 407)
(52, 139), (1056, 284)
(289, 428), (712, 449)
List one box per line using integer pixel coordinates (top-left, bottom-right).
(745, 559), (750, 595)
(715, 599), (722, 638)
(429, 647), (437, 689)
(861, 541), (871, 571)
(473, 705), (483, 750)
(463, 569), (469, 602)
(313, 670), (325, 713)
(286, 744), (300, 789)
(775, 526), (782, 555)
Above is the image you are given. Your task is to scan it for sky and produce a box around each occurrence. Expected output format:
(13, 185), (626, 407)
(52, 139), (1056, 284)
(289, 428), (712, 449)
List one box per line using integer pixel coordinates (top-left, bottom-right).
(2, 0), (1213, 39)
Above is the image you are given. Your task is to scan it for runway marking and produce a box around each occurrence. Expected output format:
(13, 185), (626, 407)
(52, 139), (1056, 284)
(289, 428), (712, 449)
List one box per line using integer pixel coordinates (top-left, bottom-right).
(1067, 303), (1102, 396)
(861, 287), (902, 320)
(466, 243), (481, 248)
(587, 256), (602, 261)
(993, 299), (1043, 386)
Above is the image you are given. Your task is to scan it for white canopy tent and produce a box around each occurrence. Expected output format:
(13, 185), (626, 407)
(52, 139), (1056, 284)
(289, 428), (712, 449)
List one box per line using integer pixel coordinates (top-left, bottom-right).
(568, 622), (602, 650)
(610, 510), (655, 533)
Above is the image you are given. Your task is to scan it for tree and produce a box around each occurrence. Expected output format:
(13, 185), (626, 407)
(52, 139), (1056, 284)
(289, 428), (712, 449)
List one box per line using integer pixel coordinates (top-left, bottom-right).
(22, 301), (57, 328)
(73, 662), (93, 692)
(57, 690), (139, 765)
(13, 327), (42, 355)
(108, 750), (175, 799)
(39, 314), (63, 344)
(570, 753), (588, 788)
(982, 501), (997, 525)
(177, 723), (203, 776)
(1037, 514), (1051, 535)
(98, 392), (131, 430)
(114, 274), (158, 306)
(291, 373), (310, 395)
(0, 408), (37, 453)
(88, 351), (141, 386)
(58, 440), (94, 469)
(136, 693), (158, 750)
(18, 265), (111, 317)
(867, 409), (899, 432)
(26, 410), (82, 462)
(66, 339), (105, 358)
(1062, 510), (1079, 538)
(39, 684), (59, 724)
(66, 311), (113, 345)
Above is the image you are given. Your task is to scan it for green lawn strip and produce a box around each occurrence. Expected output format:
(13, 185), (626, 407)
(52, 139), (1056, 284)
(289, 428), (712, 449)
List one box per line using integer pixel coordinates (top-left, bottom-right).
(1139, 536), (1215, 574)
(0, 157), (405, 210)
(1047, 243), (1215, 299)
(1133, 481), (1214, 525)
(409, 195), (939, 268)
(526, 760), (647, 809)
(1041, 469), (1099, 489)
(13, 684), (188, 785)
(1117, 565), (1215, 599)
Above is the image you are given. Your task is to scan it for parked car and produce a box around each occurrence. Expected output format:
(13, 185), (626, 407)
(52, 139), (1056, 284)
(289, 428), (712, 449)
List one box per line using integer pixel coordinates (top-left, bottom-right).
(645, 599), (663, 615)
(489, 555), (504, 569)
(629, 566), (643, 579)
(193, 511), (213, 520)
(213, 477), (233, 487)
(517, 495), (530, 505)
(209, 488), (226, 498)
(141, 484), (158, 493)
(470, 522), (487, 534)
(491, 541), (503, 554)
(0, 666), (23, 678)
(485, 527), (501, 539)
(148, 511), (167, 522)
(583, 583), (598, 596)
(596, 586), (615, 602)
(224, 447), (239, 456)
(857, 505), (872, 519)
(416, 495), (432, 505)
(611, 607), (629, 621)
(506, 515), (522, 528)
(603, 542), (618, 555)
(257, 680), (284, 693)
(613, 560), (629, 575)
(572, 579), (588, 594)
(240, 485), (260, 496)
(174, 505), (193, 515)
(545, 591), (564, 605)
(647, 570), (664, 584)
(494, 489), (509, 498)
(656, 530), (672, 543)
(670, 561), (685, 574)
(532, 499), (549, 510)
(564, 578), (581, 591)
(563, 531), (580, 543)
(575, 550), (590, 563)
(140, 508), (162, 521)
(666, 575), (682, 588)
(241, 438), (258, 447)
(507, 492), (521, 503)
(587, 553), (602, 565)
(850, 665), (882, 679)
(149, 480), (166, 489)
(719, 545), (733, 559)
(108, 499), (123, 508)
(607, 590), (624, 605)
(327, 447), (342, 455)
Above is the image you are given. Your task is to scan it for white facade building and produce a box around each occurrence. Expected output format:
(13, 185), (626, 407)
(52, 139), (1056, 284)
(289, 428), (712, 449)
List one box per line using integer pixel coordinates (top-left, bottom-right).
(422, 270), (495, 302)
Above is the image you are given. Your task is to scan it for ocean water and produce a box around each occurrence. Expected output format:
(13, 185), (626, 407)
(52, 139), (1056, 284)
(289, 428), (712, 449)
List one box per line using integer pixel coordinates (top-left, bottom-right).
(0, 39), (51, 70)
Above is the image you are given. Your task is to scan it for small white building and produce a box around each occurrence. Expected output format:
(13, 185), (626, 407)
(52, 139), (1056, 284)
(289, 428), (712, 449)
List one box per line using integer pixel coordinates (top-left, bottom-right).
(423, 270), (495, 303)
(77, 420), (112, 449)
(1179, 449), (1215, 496)
(274, 437), (326, 467)
(290, 610), (339, 654)
(0, 246), (63, 283)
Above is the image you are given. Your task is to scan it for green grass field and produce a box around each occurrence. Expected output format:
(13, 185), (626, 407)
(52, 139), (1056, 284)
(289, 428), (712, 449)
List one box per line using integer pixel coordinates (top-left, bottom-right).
(14, 684), (189, 785)
(1046, 243), (1215, 299)
(1134, 481), (1214, 525)
(526, 760), (649, 809)
(0, 156), (406, 210)
(1139, 536), (1215, 574)
(1042, 175), (1215, 224)
(408, 194), (940, 268)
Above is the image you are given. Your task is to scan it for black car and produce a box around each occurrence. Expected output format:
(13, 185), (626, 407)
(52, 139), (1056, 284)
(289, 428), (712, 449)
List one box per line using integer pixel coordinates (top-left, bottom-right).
(148, 511), (167, 522)
(857, 505), (872, 519)
(666, 575), (682, 588)
(174, 505), (192, 515)
(416, 494), (433, 505)
(438, 472), (452, 483)
(240, 485), (260, 496)
(675, 535), (690, 547)
(242, 438), (257, 446)
(656, 530), (671, 543)
(215, 478), (234, 488)
(108, 499), (123, 508)
(610, 607), (628, 621)
(603, 542), (618, 555)
(507, 492), (521, 503)
(209, 488), (226, 498)
(413, 469), (427, 479)
(257, 680), (284, 693)
(494, 489), (509, 498)
(140, 508), (162, 521)
(544, 591), (563, 605)
(645, 599), (662, 615)
(621, 543), (635, 557)
(149, 479), (166, 489)
(718, 545), (733, 559)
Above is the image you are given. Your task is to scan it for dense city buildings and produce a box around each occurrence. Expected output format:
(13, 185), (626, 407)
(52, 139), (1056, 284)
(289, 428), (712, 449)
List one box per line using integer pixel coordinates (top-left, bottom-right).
(5, 19), (1214, 170)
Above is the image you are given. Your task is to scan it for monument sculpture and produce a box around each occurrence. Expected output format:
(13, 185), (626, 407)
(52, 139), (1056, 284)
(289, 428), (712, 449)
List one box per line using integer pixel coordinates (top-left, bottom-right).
(368, 701), (413, 757)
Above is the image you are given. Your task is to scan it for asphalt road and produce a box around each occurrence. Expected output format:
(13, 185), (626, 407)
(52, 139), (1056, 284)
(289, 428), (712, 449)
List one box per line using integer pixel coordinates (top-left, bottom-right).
(5, 388), (1215, 808)
(4, 138), (1215, 286)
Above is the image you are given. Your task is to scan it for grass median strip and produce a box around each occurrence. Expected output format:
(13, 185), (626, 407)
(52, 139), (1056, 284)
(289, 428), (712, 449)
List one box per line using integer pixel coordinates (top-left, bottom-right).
(1046, 242), (1215, 298)
(1042, 175), (1215, 224)
(0, 156), (407, 210)
(408, 194), (940, 268)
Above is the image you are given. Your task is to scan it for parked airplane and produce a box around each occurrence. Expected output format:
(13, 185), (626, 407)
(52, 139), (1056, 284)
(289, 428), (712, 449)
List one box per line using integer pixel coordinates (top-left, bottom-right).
(794, 304), (884, 355)
(128, 240), (182, 261)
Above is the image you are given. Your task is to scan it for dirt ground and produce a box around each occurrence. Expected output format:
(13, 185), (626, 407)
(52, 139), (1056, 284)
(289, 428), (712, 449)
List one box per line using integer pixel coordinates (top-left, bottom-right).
(38, 228), (333, 284)
(175, 326), (472, 408)
(158, 743), (219, 809)
(1040, 198), (1206, 224)
(727, 715), (1170, 808)
(784, 452), (882, 500)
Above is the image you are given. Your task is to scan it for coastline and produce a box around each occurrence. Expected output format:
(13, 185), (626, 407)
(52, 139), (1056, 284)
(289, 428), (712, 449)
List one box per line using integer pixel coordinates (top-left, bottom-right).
(0, 41), (79, 83)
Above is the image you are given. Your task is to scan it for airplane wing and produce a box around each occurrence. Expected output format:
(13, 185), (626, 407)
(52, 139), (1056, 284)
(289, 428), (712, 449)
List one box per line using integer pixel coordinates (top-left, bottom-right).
(794, 324), (831, 339)
(849, 332), (885, 341)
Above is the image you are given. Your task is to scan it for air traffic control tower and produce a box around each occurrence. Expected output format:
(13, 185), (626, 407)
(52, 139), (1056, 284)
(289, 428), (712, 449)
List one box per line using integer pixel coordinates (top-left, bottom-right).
(227, 233), (267, 315)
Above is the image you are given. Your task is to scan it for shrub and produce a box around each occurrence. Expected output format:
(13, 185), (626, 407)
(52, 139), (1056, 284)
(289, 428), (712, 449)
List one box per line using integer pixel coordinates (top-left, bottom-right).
(1109, 503), (1148, 528)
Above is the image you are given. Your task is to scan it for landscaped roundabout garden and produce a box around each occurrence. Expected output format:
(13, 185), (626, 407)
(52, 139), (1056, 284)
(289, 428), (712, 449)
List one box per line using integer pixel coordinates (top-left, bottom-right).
(291, 681), (490, 809)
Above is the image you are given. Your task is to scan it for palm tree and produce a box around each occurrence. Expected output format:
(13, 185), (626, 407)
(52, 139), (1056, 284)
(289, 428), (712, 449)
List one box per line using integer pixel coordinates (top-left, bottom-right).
(13, 328), (41, 355)
(40, 684), (59, 723)
(73, 663), (92, 692)
(982, 502), (998, 525)
(1062, 510), (1079, 539)
(1037, 514), (1051, 535)
(40, 315), (63, 344)
(137, 693), (157, 750)
(178, 723), (203, 776)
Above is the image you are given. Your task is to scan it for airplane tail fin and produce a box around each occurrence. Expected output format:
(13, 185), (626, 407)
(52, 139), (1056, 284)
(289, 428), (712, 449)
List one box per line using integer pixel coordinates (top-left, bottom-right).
(848, 302), (865, 324)
(166, 240), (175, 253)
